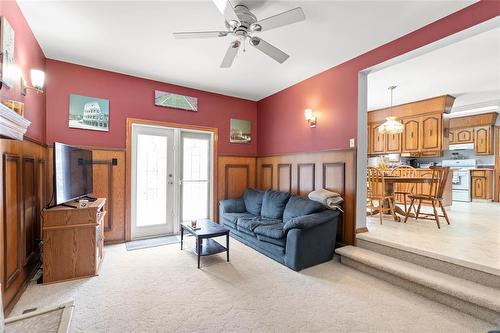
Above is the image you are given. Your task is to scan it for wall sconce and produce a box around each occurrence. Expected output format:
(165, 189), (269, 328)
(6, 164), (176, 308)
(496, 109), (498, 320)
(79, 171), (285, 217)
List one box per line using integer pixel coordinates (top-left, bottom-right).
(22, 69), (45, 94)
(304, 108), (316, 128)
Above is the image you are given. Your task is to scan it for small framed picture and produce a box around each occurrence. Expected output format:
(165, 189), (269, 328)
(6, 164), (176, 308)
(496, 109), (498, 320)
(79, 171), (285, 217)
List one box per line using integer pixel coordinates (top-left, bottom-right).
(230, 118), (251, 144)
(69, 94), (109, 132)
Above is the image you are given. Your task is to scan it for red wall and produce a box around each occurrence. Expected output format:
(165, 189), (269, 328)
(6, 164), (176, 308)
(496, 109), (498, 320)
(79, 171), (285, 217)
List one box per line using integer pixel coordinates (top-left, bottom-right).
(257, 1), (500, 156)
(45, 60), (257, 155)
(0, 0), (46, 143)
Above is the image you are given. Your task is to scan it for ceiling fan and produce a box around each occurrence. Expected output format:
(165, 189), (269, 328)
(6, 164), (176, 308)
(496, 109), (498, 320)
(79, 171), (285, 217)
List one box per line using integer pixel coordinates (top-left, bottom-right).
(173, 0), (305, 68)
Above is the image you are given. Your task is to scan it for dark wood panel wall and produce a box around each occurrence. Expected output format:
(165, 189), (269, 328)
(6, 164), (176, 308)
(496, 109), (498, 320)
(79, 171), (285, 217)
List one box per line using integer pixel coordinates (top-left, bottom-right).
(217, 156), (257, 207)
(0, 138), (47, 313)
(256, 149), (356, 245)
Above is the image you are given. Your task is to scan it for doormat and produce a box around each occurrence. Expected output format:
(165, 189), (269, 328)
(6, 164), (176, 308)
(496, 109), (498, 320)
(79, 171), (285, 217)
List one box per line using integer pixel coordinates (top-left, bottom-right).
(126, 235), (180, 251)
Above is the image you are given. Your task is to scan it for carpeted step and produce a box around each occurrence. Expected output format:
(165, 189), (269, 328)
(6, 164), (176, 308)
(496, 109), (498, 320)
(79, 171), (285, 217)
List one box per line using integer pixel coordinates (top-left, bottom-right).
(356, 235), (500, 289)
(335, 246), (500, 324)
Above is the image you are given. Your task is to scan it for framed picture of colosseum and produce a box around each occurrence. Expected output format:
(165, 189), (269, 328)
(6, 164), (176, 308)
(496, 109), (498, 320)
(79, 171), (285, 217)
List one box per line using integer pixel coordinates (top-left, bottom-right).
(68, 94), (109, 132)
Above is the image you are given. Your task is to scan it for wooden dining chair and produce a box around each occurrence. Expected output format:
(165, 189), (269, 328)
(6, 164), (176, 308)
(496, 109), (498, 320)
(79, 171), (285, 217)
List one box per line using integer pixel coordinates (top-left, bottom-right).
(390, 165), (416, 215)
(403, 167), (451, 229)
(367, 167), (397, 224)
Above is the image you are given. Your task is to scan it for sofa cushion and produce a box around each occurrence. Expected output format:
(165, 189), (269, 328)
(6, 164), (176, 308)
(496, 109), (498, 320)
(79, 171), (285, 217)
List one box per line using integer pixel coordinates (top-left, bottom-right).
(237, 216), (282, 232)
(254, 222), (285, 240)
(222, 212), (257, 229)
(261, 190), (291, 219)
(243, 188), (265, 215)
(283, 195), (325, 222)
(256, 234), (286, 247)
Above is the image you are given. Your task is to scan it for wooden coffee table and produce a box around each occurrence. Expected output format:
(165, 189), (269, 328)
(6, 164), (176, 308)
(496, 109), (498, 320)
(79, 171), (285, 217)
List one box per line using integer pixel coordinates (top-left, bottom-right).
(180, 219), (229, 268)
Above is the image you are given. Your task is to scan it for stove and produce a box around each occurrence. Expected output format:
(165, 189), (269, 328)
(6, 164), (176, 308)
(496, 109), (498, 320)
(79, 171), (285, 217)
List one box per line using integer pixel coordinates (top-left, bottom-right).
(442, 159), (477, 202)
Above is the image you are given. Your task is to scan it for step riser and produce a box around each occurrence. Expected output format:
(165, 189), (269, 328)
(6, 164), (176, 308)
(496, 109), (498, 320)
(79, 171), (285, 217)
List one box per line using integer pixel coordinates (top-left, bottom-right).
(357, 238), (500, 289)
(341, 256), (500, 325)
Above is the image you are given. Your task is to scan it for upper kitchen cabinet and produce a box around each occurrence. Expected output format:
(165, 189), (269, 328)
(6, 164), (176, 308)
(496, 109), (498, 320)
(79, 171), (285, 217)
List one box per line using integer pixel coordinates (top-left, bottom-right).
(420, 114), (442, 151)
(448, 112), (497, 155)
(368, 95), (454, 156)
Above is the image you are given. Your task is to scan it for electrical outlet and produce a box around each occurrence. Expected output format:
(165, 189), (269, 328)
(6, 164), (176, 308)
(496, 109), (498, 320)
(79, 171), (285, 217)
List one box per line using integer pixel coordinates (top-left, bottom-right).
(349, 138), (355, 148)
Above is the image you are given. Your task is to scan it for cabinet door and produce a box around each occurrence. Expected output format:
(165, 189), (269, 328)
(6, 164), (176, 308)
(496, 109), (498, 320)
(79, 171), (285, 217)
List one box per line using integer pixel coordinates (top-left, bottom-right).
(472, 177), (486, 199)
(456, 128), (473, 143)
(371, 124), (385, 154)
(402, 119), (419, 152)
(385, 132), (401, 153)
(474, 126), (490, 155)
(449, 130), (456, 144)
(421, 115), (441, 151)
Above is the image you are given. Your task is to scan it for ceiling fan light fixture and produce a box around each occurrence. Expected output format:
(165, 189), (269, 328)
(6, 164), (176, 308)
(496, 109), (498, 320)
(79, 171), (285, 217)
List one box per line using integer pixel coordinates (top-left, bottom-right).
(250, 24), (262, 32)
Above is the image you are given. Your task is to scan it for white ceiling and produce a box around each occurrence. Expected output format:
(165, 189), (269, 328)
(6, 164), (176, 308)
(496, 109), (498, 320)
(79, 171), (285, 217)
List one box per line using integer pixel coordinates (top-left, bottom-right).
(18, 0), (474, 101)
(368, 26), (500, 111)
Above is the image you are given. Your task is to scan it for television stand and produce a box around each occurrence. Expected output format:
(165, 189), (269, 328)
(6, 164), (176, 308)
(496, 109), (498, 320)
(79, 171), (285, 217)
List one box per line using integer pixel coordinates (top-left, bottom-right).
(61, 203), (78, 209)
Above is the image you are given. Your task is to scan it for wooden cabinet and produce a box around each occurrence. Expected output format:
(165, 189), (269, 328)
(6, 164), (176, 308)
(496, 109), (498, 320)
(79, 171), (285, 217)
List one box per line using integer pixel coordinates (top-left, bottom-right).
(370, 124), (385, 154)
(386, 132), (401, 153)
(474, 126), (492, 155)
(420, 115), (441, 151)
(471, 170), (493, 201)
(402, 118), (420, 153)
(449, 127), (474, 144)
(42, 198), (106, 283)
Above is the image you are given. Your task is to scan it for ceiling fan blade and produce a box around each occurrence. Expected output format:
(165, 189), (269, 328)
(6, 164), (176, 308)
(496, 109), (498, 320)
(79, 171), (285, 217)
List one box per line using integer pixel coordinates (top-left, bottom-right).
(251, 7), (305, 32)
(220, 40), (240, 68)
(212, 0), (240, 26)
(250, 37), (289, 64)
(173, 31), (229, 39)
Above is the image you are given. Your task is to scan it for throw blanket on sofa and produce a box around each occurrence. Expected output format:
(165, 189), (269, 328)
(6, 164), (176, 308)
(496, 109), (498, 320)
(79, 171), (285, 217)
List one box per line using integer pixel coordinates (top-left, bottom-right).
(308, 189), (344, 213)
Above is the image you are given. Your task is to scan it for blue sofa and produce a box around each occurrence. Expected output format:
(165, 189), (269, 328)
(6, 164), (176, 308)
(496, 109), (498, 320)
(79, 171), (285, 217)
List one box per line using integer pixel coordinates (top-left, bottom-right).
(219, 188), (340, 271)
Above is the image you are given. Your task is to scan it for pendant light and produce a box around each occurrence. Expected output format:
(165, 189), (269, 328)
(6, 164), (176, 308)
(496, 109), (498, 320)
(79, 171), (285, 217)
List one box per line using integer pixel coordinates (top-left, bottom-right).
(378, 85), (403, 134)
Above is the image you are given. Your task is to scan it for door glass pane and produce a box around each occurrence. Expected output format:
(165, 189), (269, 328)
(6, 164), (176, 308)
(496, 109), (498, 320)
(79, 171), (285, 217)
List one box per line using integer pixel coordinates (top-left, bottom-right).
(183, 138), (208, 181)
(136, 134), (167, 226)
(182, 136), (209, 221)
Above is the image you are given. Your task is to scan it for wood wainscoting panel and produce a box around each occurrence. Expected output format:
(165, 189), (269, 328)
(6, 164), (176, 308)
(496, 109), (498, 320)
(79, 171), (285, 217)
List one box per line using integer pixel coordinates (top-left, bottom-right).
(217, 156), (256, 221)
(2, 154), (22, 289)
(277, 164), (292, 193)
(22, 157), (36, 267)
(257, 149), (356, 245)
(260, 164), (273, 190)
(0, 139), (47, 313)
(91, 149), (125, 243)
(297, 163), (315, 197)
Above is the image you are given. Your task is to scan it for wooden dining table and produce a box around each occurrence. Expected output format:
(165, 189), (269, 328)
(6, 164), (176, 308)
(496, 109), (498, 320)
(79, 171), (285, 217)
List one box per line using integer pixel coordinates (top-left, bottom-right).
(368, 176), (438, 222)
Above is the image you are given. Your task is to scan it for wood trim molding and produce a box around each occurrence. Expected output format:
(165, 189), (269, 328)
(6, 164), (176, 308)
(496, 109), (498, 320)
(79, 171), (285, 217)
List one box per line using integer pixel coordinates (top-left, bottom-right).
(356, 227), (369, 234)
(224, 164), (250, 199)
(297, 163), (315, 196)
(258, 147), (356, 158)
(22, 156), (36, 267)
(277, 163), (292, 193)
(3, 153), (22, 289)
(261, 164), (273, 190)
(322, 162), (346, 196)
(125, 118), (218, 241)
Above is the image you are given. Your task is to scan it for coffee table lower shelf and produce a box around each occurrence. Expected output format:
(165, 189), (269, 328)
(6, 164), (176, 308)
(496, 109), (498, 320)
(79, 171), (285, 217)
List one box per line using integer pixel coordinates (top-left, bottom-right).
(196, 238), (227, 256)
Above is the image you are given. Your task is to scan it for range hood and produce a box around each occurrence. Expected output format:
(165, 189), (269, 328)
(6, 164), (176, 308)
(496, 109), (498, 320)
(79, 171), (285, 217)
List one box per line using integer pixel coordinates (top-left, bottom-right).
(448, 143), (474, 151)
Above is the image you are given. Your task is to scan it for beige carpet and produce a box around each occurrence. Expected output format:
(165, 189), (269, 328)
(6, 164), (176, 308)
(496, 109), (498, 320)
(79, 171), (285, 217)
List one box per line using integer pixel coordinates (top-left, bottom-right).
(12, 236), (495, 332)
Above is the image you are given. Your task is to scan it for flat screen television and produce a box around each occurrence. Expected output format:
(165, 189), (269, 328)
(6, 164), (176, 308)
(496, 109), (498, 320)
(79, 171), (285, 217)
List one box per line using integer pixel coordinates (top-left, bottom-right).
(53, 142), (93, 205)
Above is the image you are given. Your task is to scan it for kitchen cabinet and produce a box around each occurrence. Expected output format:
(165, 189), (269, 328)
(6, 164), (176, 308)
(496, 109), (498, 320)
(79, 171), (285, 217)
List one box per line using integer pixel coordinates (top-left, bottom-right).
(471, 170), (493, 201)
(402, 118), (420, 153)
(370, 123), (386, 154)
(421, 115), (441, 151)
(386, 132), (401, 153)
(449, 128), (474, 144)
(474, 126), (492, 155)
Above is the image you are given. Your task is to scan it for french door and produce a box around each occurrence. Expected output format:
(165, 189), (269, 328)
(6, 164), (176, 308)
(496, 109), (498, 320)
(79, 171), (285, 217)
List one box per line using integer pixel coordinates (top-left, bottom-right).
(130, 123), (213, 240)
(131, 125), (175, 239)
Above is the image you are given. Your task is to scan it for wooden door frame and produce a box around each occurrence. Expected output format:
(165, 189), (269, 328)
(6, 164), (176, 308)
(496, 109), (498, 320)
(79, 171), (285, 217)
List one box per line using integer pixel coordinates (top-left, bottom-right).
(125, 118), (218, 241)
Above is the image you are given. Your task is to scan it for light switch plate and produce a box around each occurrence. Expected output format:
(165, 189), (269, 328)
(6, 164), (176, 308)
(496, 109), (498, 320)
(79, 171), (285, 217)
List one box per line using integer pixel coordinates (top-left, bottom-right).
(349, 138), (355, 148)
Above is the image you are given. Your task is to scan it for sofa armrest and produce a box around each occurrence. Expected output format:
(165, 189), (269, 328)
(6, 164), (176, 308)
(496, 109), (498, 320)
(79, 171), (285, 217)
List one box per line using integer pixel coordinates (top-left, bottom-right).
(219, 198), (246, 214)
(285, 217), (338, 271)
(283, 210), (340, 232)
